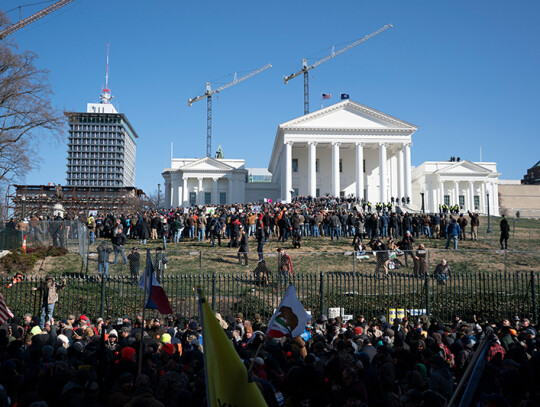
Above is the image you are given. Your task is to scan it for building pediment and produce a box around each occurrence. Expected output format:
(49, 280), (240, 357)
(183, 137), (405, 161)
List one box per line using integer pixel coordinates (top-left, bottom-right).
(435, 160), (493, 176)
(280, 100), (417, 132)
(180, 157), (235, 172)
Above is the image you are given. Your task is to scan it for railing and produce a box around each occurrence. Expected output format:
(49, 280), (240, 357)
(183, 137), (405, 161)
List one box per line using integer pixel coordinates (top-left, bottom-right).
(3, 262), (538, 324)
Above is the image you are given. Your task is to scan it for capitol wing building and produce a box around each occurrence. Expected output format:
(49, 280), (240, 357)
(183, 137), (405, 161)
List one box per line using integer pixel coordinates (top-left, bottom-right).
(163, 99), (501, 214)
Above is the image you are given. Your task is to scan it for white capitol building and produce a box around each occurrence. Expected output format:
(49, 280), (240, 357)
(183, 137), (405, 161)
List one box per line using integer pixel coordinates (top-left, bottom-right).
(162, 99), (500, 214)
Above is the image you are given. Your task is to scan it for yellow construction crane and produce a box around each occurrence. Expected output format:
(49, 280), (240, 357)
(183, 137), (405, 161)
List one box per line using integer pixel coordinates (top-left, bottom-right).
(0, 0), (74, 40)
(284, 24), (393, 115)
(188, 63), (272, 157)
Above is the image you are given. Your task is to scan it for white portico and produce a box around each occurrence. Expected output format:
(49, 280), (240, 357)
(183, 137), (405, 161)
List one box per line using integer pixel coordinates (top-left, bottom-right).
(268, 100), (418, 203)
(411, 160), (501, 214)
(162, 157), (247, 207)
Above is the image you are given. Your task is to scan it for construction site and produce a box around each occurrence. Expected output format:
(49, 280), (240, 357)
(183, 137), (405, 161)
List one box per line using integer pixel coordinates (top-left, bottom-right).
(6, 184), (152, 219)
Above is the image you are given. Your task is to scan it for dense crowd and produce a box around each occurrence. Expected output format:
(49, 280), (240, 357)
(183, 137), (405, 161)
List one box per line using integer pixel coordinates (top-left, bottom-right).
(83, 196), (507, 255)
(0, 309), (539, 407)
(85, 198), (478, 245)
(0, 198), (530, 406)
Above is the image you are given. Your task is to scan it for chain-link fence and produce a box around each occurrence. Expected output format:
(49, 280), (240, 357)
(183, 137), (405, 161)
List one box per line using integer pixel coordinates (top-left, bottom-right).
(0, 228), (22, 250)
(4, 251), (539, 324)
(18, 220), (89, 264)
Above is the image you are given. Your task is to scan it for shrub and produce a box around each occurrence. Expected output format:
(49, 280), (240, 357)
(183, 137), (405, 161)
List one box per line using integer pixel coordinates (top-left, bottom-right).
(0, 246), (69, 274)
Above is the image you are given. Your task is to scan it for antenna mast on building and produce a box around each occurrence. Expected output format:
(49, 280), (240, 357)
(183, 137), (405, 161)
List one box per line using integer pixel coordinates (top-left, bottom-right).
(100, 44), (113, 104)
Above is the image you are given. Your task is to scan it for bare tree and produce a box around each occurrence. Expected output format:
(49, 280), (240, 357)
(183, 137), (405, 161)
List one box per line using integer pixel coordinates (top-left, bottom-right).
(0, 14), (65, 186)
(146, 188), (160, 209)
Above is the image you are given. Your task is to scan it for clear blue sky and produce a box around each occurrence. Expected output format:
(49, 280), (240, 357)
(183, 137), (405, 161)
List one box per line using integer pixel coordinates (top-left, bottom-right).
(3, 0), (539, 195)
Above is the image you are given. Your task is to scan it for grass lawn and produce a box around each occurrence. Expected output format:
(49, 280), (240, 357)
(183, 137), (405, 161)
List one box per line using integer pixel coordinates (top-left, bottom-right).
(51, 215), (540, 278)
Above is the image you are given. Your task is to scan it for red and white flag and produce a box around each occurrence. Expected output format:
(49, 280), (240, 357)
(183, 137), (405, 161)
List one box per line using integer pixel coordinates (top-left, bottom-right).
(138, 249), (173, 314)
(0, 292), (14, 324)
(267, 285), (311, 338)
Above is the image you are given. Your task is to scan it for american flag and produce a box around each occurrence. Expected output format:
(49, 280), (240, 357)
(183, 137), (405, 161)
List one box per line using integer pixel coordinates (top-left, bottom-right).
(322, 93), (331, 99)
(0, 291), (13, 324)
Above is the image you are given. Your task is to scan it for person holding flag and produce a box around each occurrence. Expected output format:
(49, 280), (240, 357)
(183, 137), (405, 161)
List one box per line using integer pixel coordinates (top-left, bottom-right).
(198, 289), (268, 407)
(137, 249), (173, 375)
(266, 284), (312, 339)
(138, 249), (173, 315)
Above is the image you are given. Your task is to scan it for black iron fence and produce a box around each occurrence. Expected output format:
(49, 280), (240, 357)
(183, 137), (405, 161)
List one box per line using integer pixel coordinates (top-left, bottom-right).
(3, 265), (538, 325)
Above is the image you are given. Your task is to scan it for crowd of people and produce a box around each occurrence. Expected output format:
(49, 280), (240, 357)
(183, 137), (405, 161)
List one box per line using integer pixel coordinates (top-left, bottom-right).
(3, 195), (512, 258)
(0, 308), (538, 407)
(0, 198), (531, 406)
(80, 196), (511, 281)
(83, 197), (488, 250)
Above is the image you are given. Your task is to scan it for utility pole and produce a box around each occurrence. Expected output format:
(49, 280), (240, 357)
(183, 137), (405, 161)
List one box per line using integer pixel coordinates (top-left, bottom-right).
(486, 193), (493, 234)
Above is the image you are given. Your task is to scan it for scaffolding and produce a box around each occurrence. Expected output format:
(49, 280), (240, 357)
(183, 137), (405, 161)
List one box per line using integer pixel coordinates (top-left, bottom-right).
(6, 184), (153, 219)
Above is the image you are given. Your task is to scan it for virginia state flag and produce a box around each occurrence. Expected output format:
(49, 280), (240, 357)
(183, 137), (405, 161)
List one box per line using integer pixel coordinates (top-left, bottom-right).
(138, 249), (173, 314)
(266, 285), (311, 338)
(199, 291), (267, 407)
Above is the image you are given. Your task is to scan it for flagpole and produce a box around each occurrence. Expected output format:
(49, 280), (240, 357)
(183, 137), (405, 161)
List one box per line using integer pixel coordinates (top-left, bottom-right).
(247, 341), (264, 380)
(197, 287), (212, 407)
(137, 249), (151, 377)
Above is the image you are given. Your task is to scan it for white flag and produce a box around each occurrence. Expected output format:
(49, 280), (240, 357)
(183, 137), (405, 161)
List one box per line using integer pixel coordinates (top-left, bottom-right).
(266, 285), (311, 338)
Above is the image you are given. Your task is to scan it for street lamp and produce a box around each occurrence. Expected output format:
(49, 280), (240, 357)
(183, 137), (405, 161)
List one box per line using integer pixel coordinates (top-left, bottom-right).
(21, 195), (26, 220)
(157, 184), (161, 209)
(420, 191), (425, 214)
(486, 192), (493, 233)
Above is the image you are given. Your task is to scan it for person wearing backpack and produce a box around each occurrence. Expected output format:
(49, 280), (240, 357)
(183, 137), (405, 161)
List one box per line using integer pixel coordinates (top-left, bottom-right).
(173, 216), (184, 243)
(458, 214), (468, 241)
(210, 215), (222, 247)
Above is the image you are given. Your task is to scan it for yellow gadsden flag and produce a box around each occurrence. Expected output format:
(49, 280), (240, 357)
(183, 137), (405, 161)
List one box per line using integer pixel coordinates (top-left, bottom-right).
(200, 294), (268, 407)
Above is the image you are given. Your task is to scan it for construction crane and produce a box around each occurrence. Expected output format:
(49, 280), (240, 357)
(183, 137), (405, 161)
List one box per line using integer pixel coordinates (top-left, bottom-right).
(0, 0), (74, 40)
(284, 24), (393, 115)
(188, 63), (272, 158)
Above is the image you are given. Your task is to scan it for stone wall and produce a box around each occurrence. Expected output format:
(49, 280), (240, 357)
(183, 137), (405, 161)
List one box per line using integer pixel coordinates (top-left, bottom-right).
(498, 184), (540, 218)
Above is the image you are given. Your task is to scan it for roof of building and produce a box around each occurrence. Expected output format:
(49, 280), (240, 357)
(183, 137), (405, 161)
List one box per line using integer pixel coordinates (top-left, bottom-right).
(64, 110), (139, 140)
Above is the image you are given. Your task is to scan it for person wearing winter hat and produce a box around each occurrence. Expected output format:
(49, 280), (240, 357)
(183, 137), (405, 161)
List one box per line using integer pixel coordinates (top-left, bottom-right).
(160, 333), (171, 344)
(57, 334), (70, 349)
(121, 347), (137, 363)
(30, 325), (42, 336)
(106, 329), (119, 351)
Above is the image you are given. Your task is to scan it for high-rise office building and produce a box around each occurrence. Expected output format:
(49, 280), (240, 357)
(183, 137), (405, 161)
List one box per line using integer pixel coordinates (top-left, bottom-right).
(65, 102), (138, 187)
